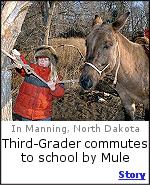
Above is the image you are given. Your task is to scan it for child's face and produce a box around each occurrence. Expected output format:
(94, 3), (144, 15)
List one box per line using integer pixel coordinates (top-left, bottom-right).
(37, 57), (50, 67)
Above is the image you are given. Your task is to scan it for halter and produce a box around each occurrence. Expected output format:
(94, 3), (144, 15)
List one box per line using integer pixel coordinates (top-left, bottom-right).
(85, 42), (120, 86)
(84, 62), (110, 76)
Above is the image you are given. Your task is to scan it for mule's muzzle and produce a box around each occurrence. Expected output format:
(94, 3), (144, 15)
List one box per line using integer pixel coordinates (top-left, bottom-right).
(79, 75), (93, 90)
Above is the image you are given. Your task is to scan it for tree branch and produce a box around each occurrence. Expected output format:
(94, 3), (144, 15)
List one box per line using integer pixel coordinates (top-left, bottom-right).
(58, 44), (85, 60)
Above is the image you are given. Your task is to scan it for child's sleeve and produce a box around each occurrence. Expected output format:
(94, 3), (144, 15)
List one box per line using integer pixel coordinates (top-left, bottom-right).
(50, 72), (65, 98)
(15, 55), (29, 77)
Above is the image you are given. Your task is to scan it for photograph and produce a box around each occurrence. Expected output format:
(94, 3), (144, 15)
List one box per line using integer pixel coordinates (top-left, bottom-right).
(1, 1), (149, 122)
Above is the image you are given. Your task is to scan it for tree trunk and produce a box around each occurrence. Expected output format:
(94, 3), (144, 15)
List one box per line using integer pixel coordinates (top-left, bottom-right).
(1, 1), (32, 121)
(43, 1), (56, 45)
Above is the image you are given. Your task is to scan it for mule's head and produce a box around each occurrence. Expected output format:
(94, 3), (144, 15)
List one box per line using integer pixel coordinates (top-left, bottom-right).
(79, 12), (130, 90)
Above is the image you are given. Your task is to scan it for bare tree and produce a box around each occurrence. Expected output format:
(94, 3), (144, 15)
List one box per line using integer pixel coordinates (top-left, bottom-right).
(43, 1), (56, 44)
(1, 1), (32, 121)
(13, 1), (149, 46)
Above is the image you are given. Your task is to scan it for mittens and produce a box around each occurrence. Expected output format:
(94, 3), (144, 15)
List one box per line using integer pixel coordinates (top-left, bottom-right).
(11, 49), (20, 58)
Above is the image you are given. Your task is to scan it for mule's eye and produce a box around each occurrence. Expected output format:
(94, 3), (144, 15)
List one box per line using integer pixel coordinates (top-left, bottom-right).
(87, 56), (94, 60)
(104, 45), (109, 49)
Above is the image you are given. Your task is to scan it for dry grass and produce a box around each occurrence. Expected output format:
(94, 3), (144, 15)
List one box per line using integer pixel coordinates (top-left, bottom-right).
(12, 37), (145, 121)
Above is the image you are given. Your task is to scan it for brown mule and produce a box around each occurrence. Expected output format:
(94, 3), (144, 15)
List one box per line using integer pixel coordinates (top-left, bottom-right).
(79, 12), (149, 121)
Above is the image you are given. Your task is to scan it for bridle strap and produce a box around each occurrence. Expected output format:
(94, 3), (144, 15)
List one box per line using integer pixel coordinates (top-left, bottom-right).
(85, 62), (110, 75)
(84, 42), (120, 86)
(113, 42), (120, 85)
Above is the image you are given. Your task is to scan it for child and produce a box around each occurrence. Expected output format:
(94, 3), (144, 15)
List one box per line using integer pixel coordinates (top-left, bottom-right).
(11, 45), (65, 121)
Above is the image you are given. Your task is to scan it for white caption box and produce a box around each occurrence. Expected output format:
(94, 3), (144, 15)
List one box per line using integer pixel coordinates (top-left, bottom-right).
(1, 121), (149, 184)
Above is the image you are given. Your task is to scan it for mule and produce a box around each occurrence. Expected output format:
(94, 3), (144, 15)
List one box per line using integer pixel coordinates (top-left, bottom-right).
(79, 12), (149, 121)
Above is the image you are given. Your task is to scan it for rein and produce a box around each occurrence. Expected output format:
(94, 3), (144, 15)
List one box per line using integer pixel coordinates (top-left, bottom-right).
(84, 42), (121, 86)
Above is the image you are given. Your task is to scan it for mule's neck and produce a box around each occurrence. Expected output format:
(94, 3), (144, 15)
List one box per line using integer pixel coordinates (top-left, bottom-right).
(116, 32), (136, 58)
(115, 31), (148, 77)
(114, 31), (149, 102)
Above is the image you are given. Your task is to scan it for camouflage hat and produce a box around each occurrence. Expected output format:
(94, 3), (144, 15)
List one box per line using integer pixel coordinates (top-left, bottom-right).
(34, 45), (58, 65)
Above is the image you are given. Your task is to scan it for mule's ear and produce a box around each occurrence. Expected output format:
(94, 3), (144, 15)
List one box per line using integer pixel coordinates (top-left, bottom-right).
(92, 15), (103, 26)
(112, 12), (130, 31)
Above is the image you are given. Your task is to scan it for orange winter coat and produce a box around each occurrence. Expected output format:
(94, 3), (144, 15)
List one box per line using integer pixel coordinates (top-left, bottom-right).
(14, 55), (65, 120)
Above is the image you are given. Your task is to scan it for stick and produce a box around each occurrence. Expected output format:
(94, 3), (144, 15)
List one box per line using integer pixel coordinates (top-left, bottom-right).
(1, 49), (79, 85)
(57, 79), (79, 84)
(1, 49), (22, 68)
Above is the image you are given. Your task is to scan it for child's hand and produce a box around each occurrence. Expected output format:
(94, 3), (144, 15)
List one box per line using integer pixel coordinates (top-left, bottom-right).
(12, 49), (20, 59)
(47, 80), (56, 91)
